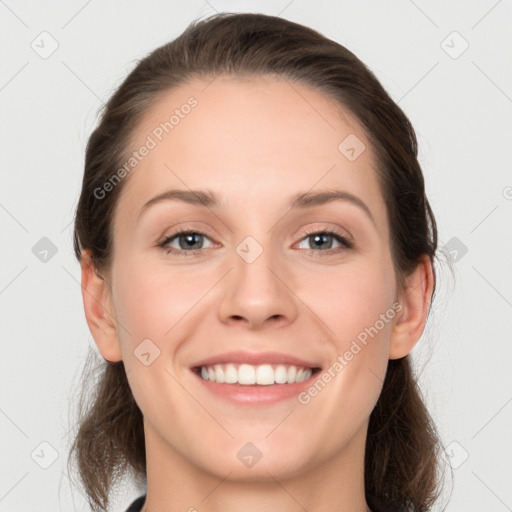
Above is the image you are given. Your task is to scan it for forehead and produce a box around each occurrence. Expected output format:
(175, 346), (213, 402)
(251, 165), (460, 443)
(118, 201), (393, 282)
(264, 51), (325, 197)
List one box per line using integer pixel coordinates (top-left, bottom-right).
(114, 75), (387, 230)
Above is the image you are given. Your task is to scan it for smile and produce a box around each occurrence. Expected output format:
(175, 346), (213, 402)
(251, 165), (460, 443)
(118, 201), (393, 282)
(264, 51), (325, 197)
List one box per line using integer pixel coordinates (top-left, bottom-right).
(196, 363), (320, 385)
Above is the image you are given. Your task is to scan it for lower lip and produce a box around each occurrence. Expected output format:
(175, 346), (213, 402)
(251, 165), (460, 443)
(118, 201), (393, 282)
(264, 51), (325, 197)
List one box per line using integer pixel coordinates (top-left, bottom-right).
(192, 369), (319, 405)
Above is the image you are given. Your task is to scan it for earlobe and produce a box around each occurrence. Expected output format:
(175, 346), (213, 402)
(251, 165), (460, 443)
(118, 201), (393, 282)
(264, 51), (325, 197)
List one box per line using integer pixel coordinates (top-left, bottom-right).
(80, 250), (123, 362)
(389, 255), (434, 360)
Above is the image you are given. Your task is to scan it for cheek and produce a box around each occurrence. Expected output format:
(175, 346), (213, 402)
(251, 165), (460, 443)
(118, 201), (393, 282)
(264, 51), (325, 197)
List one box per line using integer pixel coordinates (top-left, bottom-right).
(109, 259), (196, 419)
(111, 257), (208, 348)
(301, 256), (396, 409)
(307, 254), (397, 342)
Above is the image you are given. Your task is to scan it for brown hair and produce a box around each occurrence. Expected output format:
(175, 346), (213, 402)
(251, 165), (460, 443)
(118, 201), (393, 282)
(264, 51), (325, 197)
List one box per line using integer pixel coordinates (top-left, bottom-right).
(69, 12), (444, 511)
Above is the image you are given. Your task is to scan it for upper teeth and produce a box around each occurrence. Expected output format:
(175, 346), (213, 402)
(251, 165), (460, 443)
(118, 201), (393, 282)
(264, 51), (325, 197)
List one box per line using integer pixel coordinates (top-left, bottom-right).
(199, 363), (313, 385)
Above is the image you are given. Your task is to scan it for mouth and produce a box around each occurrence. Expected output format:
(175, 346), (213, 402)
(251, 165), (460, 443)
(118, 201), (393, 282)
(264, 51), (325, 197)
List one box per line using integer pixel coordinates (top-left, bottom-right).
(189, 351), (323, 404)
(192, 363), (322, 386)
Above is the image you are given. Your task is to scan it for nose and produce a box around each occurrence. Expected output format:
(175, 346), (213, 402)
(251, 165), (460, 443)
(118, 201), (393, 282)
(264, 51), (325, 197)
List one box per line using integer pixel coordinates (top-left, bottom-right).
(217, 240), (298, 330)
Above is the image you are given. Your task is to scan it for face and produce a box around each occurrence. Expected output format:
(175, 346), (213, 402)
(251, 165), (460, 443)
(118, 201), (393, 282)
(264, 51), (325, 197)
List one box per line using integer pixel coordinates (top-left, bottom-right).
(106, 75), (400, 480)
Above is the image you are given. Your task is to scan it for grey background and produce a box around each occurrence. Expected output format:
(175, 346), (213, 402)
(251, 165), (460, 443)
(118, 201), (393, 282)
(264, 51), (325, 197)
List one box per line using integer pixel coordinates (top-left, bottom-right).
(1, 0), (511, 510)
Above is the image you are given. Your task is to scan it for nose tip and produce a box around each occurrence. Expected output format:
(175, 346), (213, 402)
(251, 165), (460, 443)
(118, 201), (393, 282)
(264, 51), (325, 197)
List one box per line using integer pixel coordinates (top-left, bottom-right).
(217, 253), (298, 330)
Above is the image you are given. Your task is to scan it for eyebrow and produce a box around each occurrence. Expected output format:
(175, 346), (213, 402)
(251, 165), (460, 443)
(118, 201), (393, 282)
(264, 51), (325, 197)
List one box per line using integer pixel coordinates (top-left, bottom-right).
(138, 188), (375, 226)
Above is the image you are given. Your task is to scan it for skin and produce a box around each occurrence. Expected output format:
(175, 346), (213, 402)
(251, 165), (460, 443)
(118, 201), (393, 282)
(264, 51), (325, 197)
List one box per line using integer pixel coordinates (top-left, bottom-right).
(81, 75), (434, 512)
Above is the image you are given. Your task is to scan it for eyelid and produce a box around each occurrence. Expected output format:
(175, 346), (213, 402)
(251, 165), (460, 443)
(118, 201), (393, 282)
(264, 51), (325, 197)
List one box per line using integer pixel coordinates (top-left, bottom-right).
(158, 222), (216, 244)
(298, 224), (353, 245)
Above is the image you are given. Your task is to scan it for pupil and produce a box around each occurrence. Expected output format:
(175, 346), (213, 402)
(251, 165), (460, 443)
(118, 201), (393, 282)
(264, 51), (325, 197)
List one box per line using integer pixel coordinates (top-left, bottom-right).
(312, 234), (332, 249)
(181, 233), (202, 249)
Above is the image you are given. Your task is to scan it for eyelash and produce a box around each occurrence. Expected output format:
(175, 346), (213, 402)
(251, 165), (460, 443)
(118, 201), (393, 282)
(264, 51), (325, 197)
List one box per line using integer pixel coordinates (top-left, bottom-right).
(157, 226), (353, 257)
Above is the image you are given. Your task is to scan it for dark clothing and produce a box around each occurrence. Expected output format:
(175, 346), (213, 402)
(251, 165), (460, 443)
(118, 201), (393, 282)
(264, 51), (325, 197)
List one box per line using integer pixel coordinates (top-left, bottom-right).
(125, 494), (405, 511)
(125, 495), (146, 511)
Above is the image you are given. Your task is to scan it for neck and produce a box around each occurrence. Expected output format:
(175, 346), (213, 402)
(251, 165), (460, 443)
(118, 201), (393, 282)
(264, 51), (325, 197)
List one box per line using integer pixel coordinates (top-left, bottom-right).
(140, 420), (372, 512)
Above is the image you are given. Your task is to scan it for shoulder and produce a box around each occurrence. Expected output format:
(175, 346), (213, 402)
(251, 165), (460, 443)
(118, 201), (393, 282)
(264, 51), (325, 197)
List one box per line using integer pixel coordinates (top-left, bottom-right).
(125, 495), (146, 512)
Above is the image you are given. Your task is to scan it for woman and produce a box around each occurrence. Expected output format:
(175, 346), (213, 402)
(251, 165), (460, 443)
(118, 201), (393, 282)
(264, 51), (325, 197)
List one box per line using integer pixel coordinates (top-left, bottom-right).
(69, 12), (444, 512)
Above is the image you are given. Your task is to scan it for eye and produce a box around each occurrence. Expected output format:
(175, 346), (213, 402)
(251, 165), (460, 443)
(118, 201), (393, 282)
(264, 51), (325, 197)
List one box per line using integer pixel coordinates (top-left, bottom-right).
(158, 230), (215, 256)
(158, 227), (353, 257)
(295, 229), (353, 254)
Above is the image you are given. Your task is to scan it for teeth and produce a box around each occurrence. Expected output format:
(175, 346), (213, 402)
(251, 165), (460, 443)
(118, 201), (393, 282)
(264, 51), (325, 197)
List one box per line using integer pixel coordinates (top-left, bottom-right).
(214, 365), (225, 383)
(224, 363), (238, 384)
(198, 363), (314, 385)
(275, 365), (288, 384)
(238, 364), (256, 385)
(256, 364), (274, 385)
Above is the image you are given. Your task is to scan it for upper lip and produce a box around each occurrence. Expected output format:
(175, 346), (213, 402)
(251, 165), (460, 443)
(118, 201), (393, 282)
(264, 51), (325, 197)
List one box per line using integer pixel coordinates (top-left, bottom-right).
(191, 351), (322, 369)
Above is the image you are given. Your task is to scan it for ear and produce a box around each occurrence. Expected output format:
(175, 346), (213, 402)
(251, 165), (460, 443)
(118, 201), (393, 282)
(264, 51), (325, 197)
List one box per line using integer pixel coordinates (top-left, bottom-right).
(389, 254), (434, 360)
(80, 250), (123, 362)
